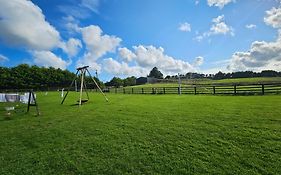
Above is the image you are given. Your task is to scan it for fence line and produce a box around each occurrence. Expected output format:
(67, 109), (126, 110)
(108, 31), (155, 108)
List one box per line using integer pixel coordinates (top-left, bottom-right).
(1, 83), (281, 95)
(107, 83), (281, 95)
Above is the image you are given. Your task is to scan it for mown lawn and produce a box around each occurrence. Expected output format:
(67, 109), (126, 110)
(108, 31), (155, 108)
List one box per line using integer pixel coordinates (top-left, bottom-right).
(0, 92), (281, 174)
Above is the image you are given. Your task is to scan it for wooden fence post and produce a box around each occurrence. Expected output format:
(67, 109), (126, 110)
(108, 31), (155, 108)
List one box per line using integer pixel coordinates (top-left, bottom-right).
(115, 88), (117, 93)
(132, 88), (134, 94)
(213, 86), (216, 95)
(123, 88), (125, 94)
(262, 84), (265, 95)
(163, 87), (166, 94)
(234, 85), (237, 95)
(194, 87), (197, 95)
(142, 88), (144, 94)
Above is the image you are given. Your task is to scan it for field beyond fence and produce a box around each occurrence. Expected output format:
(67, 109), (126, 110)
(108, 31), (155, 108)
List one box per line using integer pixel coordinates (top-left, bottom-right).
(108, 83), (281, 95)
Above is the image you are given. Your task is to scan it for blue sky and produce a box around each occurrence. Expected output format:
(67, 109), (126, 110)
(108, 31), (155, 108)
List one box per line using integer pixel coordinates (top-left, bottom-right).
(0, 0), (281, 81)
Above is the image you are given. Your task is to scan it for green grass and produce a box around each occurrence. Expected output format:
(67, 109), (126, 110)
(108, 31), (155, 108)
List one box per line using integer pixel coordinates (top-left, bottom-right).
(212, 77), (281, 84)
(131, 77), (281, 88)
(0, 92), (281, 174)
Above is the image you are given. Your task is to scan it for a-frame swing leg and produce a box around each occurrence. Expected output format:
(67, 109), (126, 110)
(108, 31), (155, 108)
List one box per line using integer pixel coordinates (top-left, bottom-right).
(31, 91), (40, 115)
(83, 77), (90, 100)
(27, 90), (40, 116)
(79, 69), (85, 106)
(86, 69), (109, 102)
(27, 91), (32, 112)
(61, 70), (79, 104)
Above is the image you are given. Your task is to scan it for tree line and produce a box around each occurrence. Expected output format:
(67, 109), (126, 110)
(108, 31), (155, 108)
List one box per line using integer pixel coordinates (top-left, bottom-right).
(105, 76), (136, 88)
(0, 64), (103, 90)
(167, 70), (281, 80)
(1, 65), (281, 89)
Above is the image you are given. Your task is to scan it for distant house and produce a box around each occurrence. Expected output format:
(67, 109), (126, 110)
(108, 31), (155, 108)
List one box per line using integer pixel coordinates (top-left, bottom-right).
(136, 77), (158, 85)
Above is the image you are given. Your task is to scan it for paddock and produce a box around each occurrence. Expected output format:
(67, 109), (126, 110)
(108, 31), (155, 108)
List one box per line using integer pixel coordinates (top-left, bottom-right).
(0, 92), (280, 174)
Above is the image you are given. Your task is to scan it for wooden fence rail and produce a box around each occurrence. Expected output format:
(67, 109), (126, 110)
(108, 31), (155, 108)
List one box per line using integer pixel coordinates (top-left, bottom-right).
(107, 83), (281, 95)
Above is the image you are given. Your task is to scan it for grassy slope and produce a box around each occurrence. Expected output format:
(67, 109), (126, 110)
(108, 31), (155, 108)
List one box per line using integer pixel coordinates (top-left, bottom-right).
(0, 92), (281, 174)
(131, 77), (281, 88)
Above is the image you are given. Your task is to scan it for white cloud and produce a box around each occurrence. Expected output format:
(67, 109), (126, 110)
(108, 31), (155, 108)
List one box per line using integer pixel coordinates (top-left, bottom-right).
(76, 53), (102, 72)
(0, 0), (60, 50)
(103, 45), (199, 77)
(210, 15), (234, 35)
(0, 54), (9, 62)
(264, 7), (281, 28)
(58, 5), (91, 19)
(178, 22), (191, 32)
(77, 25), (121, 71)
(81, 25), (121, 60)
(76, 53), (102, 73)
(60, 38), (82, 57)
(58, 0), (100, 19)
(195, 0), (200, 5)
(32, 51), (69, 69)
(103, 58), (148, 77)
(132, 45), (195, 75)
(228, 30), (281, 71)
(195, 15), (234, 41)
(76, 24), (198, 76)
(118, 47), (136, 62)
(227, 7), (281, 72)
(80, 0), (100, 13)
(193, 56), (204, 66)
(207, 0), (235, 9)
(63, 15), (81, 34)
(245, 24), (257, 29)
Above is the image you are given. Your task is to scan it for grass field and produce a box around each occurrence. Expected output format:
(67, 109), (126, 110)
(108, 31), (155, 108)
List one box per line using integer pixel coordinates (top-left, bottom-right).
(0, 92), (281, 174)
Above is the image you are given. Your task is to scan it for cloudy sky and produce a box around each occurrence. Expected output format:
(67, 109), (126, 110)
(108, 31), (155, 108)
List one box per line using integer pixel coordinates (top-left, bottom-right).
(0, 0), (281, 81)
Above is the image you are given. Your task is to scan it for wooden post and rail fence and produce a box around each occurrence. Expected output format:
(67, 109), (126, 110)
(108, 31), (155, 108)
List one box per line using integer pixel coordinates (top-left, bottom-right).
(1, 83), (280, 96)
(106, 83), (281, 95)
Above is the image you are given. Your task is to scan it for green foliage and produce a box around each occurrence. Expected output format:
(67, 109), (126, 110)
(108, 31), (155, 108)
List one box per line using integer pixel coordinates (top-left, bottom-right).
(0, 64), (76, 89)
(123, 76), (136, 86)
(166, 70), (281, 81)
(213, 71), (225, 80)
(148, 67), (163, 79)
(84, 76), (105, 89)
(105, 76), (136, 87)
(0, 93), (280, 174)
(105, 77), (124, 87)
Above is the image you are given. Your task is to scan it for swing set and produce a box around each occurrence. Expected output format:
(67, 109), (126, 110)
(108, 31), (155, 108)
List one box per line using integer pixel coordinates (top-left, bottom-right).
(61, 66), (108, 106)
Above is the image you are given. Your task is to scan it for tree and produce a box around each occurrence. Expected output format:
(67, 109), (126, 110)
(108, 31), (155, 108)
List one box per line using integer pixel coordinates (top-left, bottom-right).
(85, 76), (105, 89)
(123, 76), (136, 86)
(148, 67), (163, 79)
(105, 77), (123, 88)
(213, 71), (225, 80)
(0, 64), (76, 90)
(165, 75), (171, 79)
(261, 70), (278, 77)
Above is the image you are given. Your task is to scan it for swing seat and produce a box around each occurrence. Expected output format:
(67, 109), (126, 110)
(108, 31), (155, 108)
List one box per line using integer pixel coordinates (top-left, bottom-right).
(77, 99), (89, 103)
